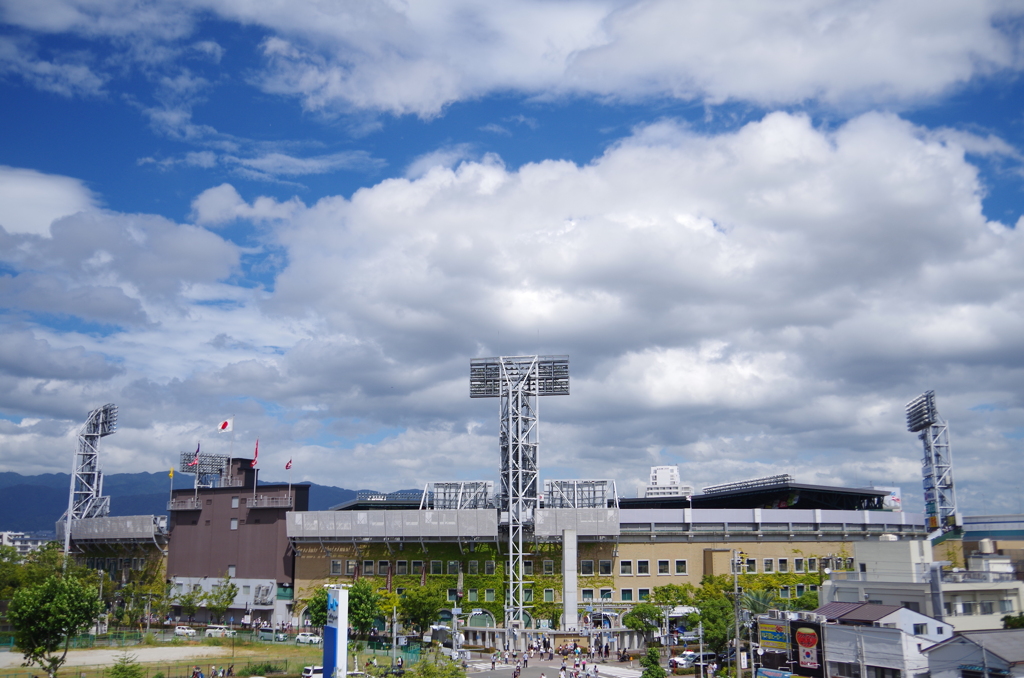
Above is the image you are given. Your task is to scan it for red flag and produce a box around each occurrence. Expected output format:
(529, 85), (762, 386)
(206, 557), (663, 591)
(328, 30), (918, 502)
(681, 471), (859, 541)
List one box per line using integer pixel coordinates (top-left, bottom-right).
(218, 418), (233, 432)
(251, 439), (258, 468)
(187, 443), (200, 466)
(285, 459), (292, 470)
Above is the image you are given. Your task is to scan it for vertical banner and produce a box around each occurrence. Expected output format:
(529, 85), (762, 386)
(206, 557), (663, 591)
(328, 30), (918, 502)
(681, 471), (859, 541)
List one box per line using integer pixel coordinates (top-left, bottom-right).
(324, 587), (349, 678)
(758, 620), (789, 650)
(791, 622), (824, 678)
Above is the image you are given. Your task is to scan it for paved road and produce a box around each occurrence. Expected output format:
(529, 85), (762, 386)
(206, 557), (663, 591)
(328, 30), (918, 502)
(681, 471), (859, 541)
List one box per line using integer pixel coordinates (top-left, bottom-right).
(464, 656), (642, 678)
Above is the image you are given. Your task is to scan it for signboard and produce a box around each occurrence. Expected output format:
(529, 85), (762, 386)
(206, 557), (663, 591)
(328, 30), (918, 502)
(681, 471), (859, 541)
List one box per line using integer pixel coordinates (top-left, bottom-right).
(758, 621), (789, 650)
(790, 621), (824, 678)
(324, 587), (349, 678)
(757, 670), (792, 678)
(874, 486), (902, 512)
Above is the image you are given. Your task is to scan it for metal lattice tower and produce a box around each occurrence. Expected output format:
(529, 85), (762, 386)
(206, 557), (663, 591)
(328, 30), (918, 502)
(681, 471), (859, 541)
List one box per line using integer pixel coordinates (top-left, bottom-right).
(61, 403), (118, 556)
(471, 355), (569, 632)
(906, 391), (959, 533)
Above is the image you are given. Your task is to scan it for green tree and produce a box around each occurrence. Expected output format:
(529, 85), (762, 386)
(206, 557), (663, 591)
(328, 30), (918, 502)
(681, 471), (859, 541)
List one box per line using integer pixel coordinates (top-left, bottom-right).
(1003, 612), (1024, 629)
(399, 586), (445, 635)
(407, 650), (465, 678)
(349, 580), (383, 635)
(203, 575), (239, 623)
(109, 652), (144, 678)
(0, 544), (23, 600)
(8, 575), (102, 678)
(301, 588), (330, 630)
(687, 577), (733, 654)
(622, 603), (663, 644)
(651, 584), (695, 608)
(740, 590), (776, 615)
(639, 647), (666, 678)
(175, 586), (204, 623)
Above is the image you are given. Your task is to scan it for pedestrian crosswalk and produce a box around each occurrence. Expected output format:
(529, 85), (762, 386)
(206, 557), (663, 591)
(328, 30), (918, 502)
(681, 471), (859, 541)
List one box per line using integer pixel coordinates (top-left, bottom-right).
(588, 665), (642, 678)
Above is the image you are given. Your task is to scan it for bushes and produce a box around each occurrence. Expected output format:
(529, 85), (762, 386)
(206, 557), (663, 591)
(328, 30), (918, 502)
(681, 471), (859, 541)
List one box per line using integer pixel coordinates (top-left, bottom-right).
(239, 662), (286, 676)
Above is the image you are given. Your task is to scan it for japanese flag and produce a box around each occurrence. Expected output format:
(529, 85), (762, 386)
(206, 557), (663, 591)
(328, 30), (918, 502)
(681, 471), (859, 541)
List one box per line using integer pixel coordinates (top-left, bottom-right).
(218, 418), (233, 432)
(285, 459), (292, 470)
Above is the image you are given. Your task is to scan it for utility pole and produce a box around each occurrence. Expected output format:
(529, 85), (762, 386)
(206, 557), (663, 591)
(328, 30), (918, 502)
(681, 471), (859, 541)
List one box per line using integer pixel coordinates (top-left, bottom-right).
(391, 605), (398, 667)
(733, 550), (741, 678)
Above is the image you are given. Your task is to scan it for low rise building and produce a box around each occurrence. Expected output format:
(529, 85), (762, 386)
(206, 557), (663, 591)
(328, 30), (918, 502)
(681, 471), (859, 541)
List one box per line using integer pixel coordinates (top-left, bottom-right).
(923, 629), (1024, 678)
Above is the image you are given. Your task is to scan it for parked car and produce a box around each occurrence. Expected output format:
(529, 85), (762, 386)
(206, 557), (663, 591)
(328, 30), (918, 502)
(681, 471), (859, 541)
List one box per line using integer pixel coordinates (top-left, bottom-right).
(204, 625), (236, 637)
(690, 653), (719, 669)
(301, 667), (323, 678)
(175, 626), (196, 637)
(718, 648), (738, 664)
(296, 632), (323, 645)
(258, 628), (288, 642)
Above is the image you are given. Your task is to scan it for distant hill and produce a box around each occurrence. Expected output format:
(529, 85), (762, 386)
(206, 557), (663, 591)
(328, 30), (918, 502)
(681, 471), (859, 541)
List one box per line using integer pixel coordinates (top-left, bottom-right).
(0, 471), (377, 533)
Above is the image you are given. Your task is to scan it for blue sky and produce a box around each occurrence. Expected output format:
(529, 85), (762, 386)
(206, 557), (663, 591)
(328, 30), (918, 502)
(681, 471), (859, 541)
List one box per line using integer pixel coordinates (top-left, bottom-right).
(3, 1), (1024, 516)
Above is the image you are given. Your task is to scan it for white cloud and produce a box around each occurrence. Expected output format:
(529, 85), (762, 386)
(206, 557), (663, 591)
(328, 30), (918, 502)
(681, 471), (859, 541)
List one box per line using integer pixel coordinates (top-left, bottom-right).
(0, 165), (98, 236)
(5, 111), (1024, 512)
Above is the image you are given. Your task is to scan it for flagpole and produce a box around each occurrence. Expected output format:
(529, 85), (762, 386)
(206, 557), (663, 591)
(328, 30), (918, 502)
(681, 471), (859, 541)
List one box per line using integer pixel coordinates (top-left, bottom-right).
(253, 468), (258, 502)
(194, 442), (199, 501)
(169, 467), (174, 506)
(230, 415), (235, 458)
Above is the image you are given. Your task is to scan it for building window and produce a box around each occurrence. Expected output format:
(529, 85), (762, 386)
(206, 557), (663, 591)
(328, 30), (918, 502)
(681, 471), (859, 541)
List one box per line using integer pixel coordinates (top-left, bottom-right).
(808, 558), (817, 572)
(206, 499), (212, 505)
(778, 558), (789, 573)
(397, 588), (406, 597)
(485, 560), (496, 575)
(524, 589), (534, 603)
(962, 601), (976, 615)
(582, 589), (594, 601)
(231, 496), (239, 509)
(544, 589), (554, 603)
(658, 560), (669, 575)
(639, 589), (650, 601)
(599, 560), (612, 575)
(363, 561), (375, 576)
(581, 560), (594, 575)
(346, 560), (357, 576)
(980, 601), (995, 615)
(763, 559), (774, 573)
(901, 601), (921, 613)
(621, 589), (633, 602)
(378, 561), (390, 575)
(745, 558), (756, 574)
(448, 589), (458, 602)
(485, 589), (495, 602)
(468, 560), (478, 575)
(620, 560), (633, 575)
(447, 560), (459, 575)
(228, 565), (236, 577)
(1000, 600), (1014, 613)
(431, 561), (442, 575)
(242, 585), (250, 595)
(637, 560), (650, 575)
(544, 560), (554, 575)
(780, 586), (791, 599)
(831, 662), (860, 678)
(505, 561), (510, 575)
(412, 560), (423, 575)
(676, 560), (688, 575)
(796, 584), (805, 597)
(912, 623), (927, 636)
(468, 589), (478, 602)
(331, 560), (343, 576)
(795, 558), (805, 573)
(524, 560), (533, 575)
(601, 589), (612, 600)
(396, 561), (408, 575)
(230, 518), (238, 530)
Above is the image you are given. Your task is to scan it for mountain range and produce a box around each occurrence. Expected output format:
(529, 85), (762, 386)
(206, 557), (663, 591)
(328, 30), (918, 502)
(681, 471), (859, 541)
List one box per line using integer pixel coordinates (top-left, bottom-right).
(0, 471), (373, 533)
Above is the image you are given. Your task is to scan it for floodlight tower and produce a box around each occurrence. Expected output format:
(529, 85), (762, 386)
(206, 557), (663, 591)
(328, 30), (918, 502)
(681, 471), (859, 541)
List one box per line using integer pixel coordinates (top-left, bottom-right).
(906, 391), (959, 533)
(471, 355), (569, 632)
(61, 403), (118, 556)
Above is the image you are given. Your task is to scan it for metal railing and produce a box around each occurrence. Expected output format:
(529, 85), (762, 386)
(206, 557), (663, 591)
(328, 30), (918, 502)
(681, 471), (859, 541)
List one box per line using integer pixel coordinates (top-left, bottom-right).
(167, 498), (202, 511)
(247, 495), (293, 509)
(941, 570), (1016, 583)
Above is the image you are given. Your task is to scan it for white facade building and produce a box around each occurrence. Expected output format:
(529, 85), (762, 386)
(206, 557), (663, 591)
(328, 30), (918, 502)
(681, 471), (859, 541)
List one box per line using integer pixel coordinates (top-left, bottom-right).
(640, 466), (693, 498)
(820, 539), (1024, 632)
(0, 531), (49, 556)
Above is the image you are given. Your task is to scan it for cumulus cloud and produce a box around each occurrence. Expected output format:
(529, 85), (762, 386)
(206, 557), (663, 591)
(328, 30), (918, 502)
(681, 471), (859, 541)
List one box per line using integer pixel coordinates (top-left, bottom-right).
(0, 165), (98, 236)
(4, 111), (1024, 515)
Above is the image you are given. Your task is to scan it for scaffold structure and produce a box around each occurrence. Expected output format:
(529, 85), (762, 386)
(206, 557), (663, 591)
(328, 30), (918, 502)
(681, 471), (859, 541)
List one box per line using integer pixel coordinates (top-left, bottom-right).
(906, 391), (959, 533)
(61, 403), (118, 556)
(470, 355), (569, 633)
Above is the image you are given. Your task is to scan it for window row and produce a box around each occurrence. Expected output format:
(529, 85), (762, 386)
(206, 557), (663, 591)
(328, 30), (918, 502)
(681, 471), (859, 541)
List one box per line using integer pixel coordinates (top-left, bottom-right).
(608, 560), (688, 576)
(328, 559), (562, 576)
(943, 600), (1014, 616)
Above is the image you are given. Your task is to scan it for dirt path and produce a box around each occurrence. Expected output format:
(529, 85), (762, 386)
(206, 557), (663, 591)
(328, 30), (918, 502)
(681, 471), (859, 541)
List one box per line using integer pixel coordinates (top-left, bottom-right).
(0, 646), (236, 670)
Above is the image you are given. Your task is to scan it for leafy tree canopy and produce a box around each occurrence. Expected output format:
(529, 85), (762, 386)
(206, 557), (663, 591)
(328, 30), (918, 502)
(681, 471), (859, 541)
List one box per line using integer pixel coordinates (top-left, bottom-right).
(639, 647), (666, 678)
(686, 576), (734, 654)
(109, 652), (144, 678)
(302, 588), (330, 630)
(407, 651), (465, 678)
(204, 575), (239, 624)
(399, 585), (445, 635)
(8, 574), (102, 678)
(622, 603), (663, 636)
(1003, 612), (1024, 629)
(349, 580), (383, 635)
